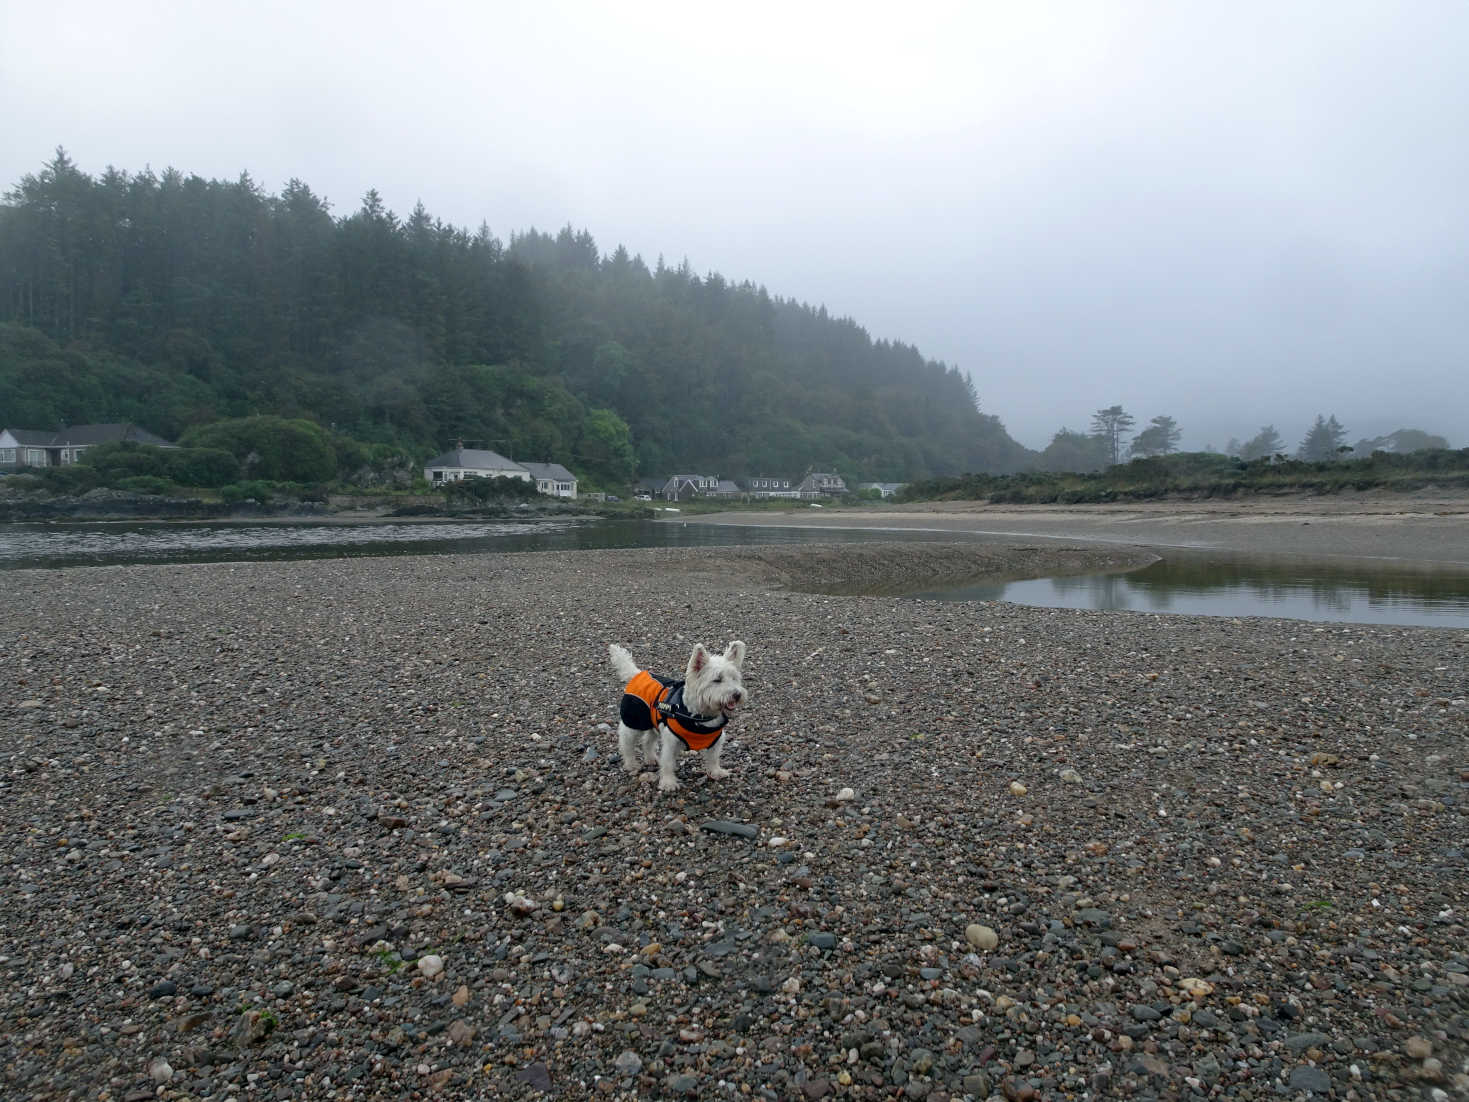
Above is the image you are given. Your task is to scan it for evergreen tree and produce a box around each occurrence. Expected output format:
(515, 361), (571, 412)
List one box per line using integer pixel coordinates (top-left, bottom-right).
(0, 153), (1035, 481)
(1238, 425), (1285, 461)
(1038, 428), (1110, 473)
(1129, 415), (1182, 458)
(1297, 414), (1349, 461)
(1089, 405), (1135, 465)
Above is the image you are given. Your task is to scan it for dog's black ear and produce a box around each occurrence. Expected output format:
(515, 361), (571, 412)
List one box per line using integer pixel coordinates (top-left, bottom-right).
(723, 640), (746, 668)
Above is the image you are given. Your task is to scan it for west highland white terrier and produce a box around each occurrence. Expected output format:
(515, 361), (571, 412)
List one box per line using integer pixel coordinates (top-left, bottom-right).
(609, 641), (747, 792)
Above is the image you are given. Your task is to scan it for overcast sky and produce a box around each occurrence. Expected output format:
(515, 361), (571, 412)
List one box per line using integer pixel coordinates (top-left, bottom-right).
(4, 1), (1466, 451)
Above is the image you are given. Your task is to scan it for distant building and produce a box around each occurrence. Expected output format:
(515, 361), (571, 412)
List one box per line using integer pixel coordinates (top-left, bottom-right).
(0, 423), (175, 470)
(521, 461), (578, 499)
(660, 474), (720, 502)
(747, 476), (798, 498)
(796, 471), (847, 497)
(857, 481), (906, 499)
(422, 446), (530, 485)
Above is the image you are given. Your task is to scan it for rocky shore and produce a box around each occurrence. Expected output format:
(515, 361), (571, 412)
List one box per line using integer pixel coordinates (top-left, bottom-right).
(2, 543), (1465, 1101)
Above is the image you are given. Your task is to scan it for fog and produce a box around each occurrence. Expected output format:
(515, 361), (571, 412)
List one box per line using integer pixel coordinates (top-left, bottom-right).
(3, 1), (1465, 451)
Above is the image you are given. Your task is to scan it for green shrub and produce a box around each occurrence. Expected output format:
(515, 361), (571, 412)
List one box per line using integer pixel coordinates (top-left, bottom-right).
(116, 475), (174, 495)
(181, 416), (337, 482)
(219, 480), (281, 504)
(37, 465), (102, 492)
(442, 475), (541, 505)
(165, 447), (240, 488)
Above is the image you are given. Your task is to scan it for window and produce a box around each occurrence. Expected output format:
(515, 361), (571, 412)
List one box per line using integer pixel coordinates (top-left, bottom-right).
(0, 447), (14, 463)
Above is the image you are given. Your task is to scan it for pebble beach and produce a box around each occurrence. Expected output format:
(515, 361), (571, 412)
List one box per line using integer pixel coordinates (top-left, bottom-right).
(2, 539), (1466, 1101)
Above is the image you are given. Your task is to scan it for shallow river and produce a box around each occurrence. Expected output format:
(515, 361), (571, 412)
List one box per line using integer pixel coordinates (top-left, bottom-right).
(2, 517), (1466, 628)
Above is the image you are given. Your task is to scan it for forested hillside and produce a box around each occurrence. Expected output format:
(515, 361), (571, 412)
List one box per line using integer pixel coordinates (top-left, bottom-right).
(0, 151), (1030, 485)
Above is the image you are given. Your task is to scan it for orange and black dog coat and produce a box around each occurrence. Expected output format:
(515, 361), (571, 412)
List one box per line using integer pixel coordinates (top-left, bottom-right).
(620, 669), (727, 751)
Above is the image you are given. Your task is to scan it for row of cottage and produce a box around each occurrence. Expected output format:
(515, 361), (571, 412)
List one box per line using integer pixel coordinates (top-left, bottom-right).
(426, 448), (906, 502)
(2, 430), (903, 503)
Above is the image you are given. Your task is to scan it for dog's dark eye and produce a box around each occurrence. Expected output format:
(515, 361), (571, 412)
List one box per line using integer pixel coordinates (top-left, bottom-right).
(714, 675), (723, 682)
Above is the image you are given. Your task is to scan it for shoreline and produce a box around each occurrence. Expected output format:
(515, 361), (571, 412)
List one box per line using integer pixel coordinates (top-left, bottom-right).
(687, 493), (1469, 569)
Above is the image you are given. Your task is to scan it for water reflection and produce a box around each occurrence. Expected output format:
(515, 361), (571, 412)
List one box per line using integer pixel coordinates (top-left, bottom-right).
(912, 551), (1469, 628)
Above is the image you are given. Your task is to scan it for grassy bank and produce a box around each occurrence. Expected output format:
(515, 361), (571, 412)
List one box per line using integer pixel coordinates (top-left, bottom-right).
(901, 448), (1469, 505)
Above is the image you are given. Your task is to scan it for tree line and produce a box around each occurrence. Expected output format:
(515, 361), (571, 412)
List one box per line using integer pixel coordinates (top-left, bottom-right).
(0, 149), (1030, 488)
(1033, 406), (1449, 473)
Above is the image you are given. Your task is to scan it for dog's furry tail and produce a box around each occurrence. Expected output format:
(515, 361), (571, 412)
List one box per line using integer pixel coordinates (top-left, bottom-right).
(608, 643), (640, 683)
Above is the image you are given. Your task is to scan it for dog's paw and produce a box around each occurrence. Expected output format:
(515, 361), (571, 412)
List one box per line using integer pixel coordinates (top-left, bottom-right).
(705, 766), (731, 781)
(658, 774), (681, 793)
(620, 758), (641, 774)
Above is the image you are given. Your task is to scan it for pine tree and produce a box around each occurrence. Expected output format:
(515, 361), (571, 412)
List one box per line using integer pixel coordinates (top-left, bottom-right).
(1128, 415), (1182, 457)
(1238, 425), (1285, 461)
(1090, 405), (1136, 465)
(1297, 415), (1349, 461)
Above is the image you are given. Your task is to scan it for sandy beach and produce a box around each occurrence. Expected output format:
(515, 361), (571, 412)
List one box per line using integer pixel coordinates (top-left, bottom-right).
(1, 518), (1465, 1100)
(689, 492), (1469, 568)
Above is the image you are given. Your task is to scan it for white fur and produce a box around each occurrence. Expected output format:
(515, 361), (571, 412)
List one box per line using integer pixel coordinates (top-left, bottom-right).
(609, 641), (747, 792)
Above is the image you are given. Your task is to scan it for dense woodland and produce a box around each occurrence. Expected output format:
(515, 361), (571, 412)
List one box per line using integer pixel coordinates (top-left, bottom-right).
(0, 151), (1030, 488)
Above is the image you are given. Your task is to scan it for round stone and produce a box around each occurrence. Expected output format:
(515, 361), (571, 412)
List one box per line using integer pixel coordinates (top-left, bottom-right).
(965, 924), (998, 951)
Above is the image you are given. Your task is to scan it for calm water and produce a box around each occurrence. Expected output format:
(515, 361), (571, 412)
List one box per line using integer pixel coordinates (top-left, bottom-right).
(2, 517), (1467, 628)
(910, 551), (1469, 629)
(0, 517), (968, 569)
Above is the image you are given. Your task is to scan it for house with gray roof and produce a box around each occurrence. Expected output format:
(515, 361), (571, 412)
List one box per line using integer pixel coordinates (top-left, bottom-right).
(1, 423), (175, 470)
(660, 474), (720, 501)
(796, 471), (847, 497)
(521, 461), (578, 499)
(422, 447), (530, 486)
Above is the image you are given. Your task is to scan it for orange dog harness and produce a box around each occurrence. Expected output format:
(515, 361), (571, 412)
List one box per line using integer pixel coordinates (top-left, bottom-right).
(620, 670), (728, 751)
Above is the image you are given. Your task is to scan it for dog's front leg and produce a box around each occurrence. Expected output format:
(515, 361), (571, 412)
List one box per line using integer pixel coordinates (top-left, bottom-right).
(657, 729), (682, 792)
(700, 740), (730, 781)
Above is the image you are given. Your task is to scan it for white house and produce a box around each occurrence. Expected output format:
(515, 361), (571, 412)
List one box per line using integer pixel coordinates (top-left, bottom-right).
(1, 424), (175, 470)
(422, 447), (530, 485)
(521, 461), (578, 499)
(747, 476), (798, 498)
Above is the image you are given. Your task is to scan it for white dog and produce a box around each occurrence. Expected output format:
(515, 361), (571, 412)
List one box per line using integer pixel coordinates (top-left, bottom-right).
(609, 641), (747, 792)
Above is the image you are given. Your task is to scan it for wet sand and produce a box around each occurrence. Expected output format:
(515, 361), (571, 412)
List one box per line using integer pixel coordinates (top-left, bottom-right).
(688, 493), (1469, 568)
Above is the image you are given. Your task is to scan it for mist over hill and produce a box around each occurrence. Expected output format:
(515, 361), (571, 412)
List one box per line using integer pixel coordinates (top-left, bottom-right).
(0, 152), (1031, 486)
